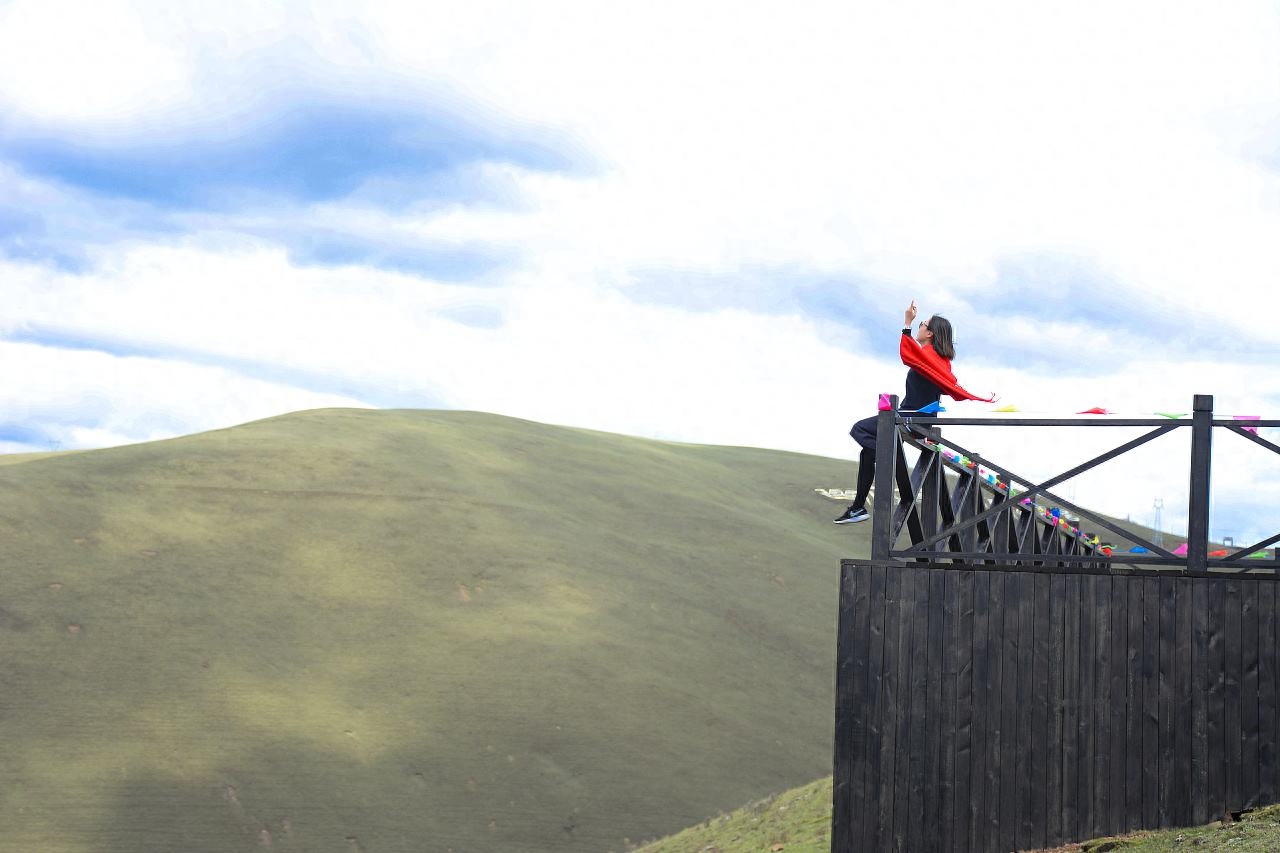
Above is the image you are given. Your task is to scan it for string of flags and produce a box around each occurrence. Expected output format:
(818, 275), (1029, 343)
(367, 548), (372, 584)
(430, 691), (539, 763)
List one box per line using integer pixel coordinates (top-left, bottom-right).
(867, 395), (1273, 559)
(876, 397), (1268, 435)
(917, 439), (1274, 560)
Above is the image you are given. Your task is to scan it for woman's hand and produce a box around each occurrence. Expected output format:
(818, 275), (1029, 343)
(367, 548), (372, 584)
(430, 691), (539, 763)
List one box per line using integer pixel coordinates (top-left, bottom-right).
(904, 300), (918, 328)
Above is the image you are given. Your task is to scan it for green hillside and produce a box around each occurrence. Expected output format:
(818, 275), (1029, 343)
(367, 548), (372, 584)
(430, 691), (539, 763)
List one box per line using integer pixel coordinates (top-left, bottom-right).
(0, 409), (866, 853)
(633, 776), (1280, 853)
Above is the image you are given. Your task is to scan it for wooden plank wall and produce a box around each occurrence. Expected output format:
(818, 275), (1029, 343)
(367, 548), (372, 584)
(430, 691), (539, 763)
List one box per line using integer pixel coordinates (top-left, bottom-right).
(832, 562), (1280, 853)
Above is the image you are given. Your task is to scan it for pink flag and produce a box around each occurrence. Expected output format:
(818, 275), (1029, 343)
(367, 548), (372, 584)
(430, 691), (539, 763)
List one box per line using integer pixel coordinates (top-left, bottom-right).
(1235, 415), (1260, 435)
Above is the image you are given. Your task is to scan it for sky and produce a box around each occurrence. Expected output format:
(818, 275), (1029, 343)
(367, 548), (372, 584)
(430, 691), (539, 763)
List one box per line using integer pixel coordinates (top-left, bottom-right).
(1, 0), (1279, 545)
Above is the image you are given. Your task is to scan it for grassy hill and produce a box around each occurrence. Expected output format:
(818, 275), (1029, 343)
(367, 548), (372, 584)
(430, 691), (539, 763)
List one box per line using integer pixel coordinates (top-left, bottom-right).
(632, 776), (1280, 853)
(0, 409), (869, 853)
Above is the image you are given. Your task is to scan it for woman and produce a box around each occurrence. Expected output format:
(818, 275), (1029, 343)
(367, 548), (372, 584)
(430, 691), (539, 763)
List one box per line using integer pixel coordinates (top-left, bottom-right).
(835, 301), (992, 524)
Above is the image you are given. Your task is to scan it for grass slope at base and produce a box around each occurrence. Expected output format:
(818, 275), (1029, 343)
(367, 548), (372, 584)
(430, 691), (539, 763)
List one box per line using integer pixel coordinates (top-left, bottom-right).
(634, 778), (1280, 853)
(633, 777), (832, 852)
(0, 409), (866, 853)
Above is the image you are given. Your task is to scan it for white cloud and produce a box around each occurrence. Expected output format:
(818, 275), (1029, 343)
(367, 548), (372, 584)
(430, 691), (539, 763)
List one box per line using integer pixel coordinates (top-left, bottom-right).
(1, 0), (1278, 544)
(0, 0), (192, 124)
(0, 338), (371, 450)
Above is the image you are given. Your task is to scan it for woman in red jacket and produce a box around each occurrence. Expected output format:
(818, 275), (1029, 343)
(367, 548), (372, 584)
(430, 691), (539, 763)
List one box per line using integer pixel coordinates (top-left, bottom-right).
(835, 300), (991, 524)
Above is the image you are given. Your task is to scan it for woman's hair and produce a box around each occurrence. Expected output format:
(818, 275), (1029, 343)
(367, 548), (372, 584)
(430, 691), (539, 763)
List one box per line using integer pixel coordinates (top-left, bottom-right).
(927, 315), (956, 360)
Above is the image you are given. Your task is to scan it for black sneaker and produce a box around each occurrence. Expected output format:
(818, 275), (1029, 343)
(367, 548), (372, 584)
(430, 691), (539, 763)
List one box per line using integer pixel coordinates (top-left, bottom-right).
(834, 506), (869, 524)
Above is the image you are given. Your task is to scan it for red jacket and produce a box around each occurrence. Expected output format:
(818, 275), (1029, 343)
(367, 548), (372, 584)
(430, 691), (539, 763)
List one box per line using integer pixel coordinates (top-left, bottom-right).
(899, 334), (996, 403)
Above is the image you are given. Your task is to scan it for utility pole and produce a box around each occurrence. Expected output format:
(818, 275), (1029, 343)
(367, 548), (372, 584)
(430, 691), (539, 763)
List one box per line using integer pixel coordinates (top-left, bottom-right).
(1153, 498), (1164, 548)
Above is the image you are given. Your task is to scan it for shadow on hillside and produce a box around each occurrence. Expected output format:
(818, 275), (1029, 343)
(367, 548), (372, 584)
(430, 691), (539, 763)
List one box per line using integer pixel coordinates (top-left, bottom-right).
(88, 737), (532, 853)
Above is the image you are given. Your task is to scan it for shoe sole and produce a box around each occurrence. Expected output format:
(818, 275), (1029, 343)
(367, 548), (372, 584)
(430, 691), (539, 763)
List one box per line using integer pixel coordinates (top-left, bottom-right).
(833, 516), (869, 524)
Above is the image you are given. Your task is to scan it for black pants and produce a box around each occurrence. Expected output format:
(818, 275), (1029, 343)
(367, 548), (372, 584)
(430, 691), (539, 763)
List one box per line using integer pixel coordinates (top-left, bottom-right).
(848, 412), (936, 509)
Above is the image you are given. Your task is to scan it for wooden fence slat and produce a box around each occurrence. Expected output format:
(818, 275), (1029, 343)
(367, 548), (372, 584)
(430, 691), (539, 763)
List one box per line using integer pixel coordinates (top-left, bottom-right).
(983, 571), (1006, 852)
(1242, 581), (1260, 809)
(875, 566), (904, 851)
(938, 570), (958, 853)
(952, 570), (975, 853)
(906, 564), (931, 853)
(1030, 572), (1052, 850)
(1192, 577), (1210, 824)
(1063, 573), (1081, 843)
(1158, 576), (1176, 829)
(1126, 575), (1144, 833)
(1174, 577), (1194, 822)
(849, 563), (875, 843)
(1208, 578), (1227, 820)
(1077, 573), (1097, 840)
(1143, 577), (1160, 828)
(1047, 572), (1066, 847)
(1016, 573), (1037, 851)
(999, 571), (1022, 853)
(1226, 580), (1243, 814)
(1091, 574), (1112, 839)
(892, 568), (919, 853)
(860, 565), (889, 853)
(924, 569), (946, 853)
(832, 564), (858, 848)
(1260, 582), (1277, 806)
(1109, 574), (1128, 835)
(968, 570), (992, 853)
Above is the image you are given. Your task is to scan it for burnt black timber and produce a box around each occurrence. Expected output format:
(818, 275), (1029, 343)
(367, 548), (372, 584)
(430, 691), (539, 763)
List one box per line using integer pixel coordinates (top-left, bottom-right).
(954, 570), (975, 853)
(1158, 573), (1177, 828)
(1207, 578), (1226, 819)
(939, 571), (959, 853)
(1018, 571), (1040, 850)
(885, 552), (1280, 573)
(1191, 577), (1210, 824)
(891, 567), (917, 853)
(1215, 419), (1280, 430)
(983, 571), (1005, 850)
(998, 571), (1021, 853)
(1077, 574), (1097, 840)
(1260, 583), (1277, 807)
(873, 566), (903, 851)
(1030, 572), (1051, 849)
(1109, 576), (1129, 833)
(905, 563), (930, 853)
(924, 569), (947, 853)
(967, 569), (992, 853)
(1243, 581), (1261, 808)
(862, 565), (889, 852)
(1225, 532), (1280, 563)
(917, 417), (1194, 426)
(831, 563), (858, 847)
(1046, 573), (1066, 847)
(871, 401), (898, 561)
(899, 429), (1178, 557)
(1187, 395), (1213, 573)
(1226, 581), (1244, 811)
(1142, 577), (1160, 829)
(1173, 577), (1194, 820)
(1063, 573), (1081, 841)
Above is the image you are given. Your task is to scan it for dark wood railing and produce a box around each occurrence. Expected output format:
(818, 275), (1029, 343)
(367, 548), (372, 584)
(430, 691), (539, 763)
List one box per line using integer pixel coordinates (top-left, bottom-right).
(869, 394), (1279, 573)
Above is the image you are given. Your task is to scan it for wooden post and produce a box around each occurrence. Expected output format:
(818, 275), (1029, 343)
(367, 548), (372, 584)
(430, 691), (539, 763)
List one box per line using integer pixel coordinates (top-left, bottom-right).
(871, 395), (899, 561)
(1187, 394), (1213, 574)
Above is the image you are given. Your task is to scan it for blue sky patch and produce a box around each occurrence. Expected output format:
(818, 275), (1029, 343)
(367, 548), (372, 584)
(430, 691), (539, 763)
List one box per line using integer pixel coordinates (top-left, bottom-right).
(285, 230), (510, 282)
(0, 93), (582, 211)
